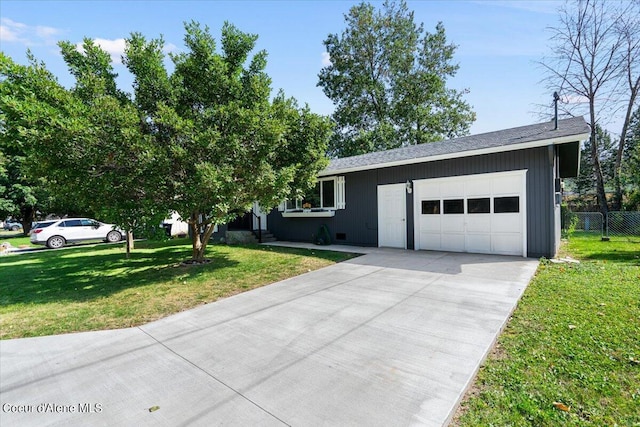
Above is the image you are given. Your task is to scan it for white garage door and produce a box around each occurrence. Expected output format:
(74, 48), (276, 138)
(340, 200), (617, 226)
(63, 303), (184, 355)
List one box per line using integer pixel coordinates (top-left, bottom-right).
(413, 171), (527, 257)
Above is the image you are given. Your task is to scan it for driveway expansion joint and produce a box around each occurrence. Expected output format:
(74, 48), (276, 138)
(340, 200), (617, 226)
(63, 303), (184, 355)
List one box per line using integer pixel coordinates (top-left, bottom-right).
(137, 327), (291, 427)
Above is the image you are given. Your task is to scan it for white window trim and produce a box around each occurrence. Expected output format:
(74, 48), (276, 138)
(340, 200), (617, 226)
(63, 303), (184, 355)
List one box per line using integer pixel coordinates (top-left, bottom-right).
(281, 176), (346, 215)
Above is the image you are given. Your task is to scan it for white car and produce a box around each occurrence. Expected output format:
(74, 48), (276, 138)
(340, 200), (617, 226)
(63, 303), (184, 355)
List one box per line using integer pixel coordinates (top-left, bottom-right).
(30, 218), (124, 249)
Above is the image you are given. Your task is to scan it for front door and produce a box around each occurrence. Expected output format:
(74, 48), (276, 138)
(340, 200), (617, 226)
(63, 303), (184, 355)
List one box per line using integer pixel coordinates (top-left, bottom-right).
(377, 183), (407, 248)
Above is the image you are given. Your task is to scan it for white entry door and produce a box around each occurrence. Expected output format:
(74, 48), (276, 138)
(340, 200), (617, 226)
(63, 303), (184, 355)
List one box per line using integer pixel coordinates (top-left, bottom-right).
(378, 184), (407, 248)
(252, 202), (267, 230)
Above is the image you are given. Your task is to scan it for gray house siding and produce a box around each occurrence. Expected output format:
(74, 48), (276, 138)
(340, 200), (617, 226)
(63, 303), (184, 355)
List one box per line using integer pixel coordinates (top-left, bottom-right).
(268, 145), (557, 258)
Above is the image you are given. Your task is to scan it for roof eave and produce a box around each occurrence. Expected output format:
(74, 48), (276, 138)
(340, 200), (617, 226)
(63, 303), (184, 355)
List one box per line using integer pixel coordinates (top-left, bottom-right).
(318, 132), (590, 177)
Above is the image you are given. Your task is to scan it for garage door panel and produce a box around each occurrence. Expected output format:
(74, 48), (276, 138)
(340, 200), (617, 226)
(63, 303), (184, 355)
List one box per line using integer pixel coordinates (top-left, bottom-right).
(441, 234), (465, 252)
(466, 234), (491, 253)
(492, 234), (522, 254)
(465, 178), (492, 197)
(440, 181), (464, 197)
(414, 171), (526, 257)
(493, 175), (523, 195)
(466, 215), (491, 233)
(441, 216), (464, 232)
(419, 232), (441, 250)
(490, 214), (520, 233)
(419, 185), (440, 200)
(420, 216), (441, 233)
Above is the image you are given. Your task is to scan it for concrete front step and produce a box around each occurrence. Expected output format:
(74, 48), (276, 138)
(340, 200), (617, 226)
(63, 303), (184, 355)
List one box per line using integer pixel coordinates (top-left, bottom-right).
(225, 230), (277, 244)
(253, 230), (276, 243)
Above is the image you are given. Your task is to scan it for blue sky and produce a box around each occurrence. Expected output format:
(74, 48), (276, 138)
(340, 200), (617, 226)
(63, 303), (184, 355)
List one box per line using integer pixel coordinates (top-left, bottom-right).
(1, 0), (601, 135)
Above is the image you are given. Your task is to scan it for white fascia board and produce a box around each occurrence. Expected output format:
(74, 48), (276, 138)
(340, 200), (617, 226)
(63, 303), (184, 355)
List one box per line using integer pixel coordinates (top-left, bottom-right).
(318, 132), (590, 177)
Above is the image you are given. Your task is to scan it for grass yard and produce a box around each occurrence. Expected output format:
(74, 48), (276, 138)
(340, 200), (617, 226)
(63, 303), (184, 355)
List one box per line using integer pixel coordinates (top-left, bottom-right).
(0, 239), (357, 339)
(454, 233), (640, 426)
(0, 231), (36, 249)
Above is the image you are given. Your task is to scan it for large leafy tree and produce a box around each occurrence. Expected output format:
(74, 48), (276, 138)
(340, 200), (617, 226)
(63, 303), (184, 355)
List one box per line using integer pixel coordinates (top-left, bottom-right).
(57, 39), (170, 255)
(1, 45), (167, 256)
(318, 0), (475, 157)
(125, 22), (331, 261)
(0, 53), (73, 233)
(2, 22), (330, 262)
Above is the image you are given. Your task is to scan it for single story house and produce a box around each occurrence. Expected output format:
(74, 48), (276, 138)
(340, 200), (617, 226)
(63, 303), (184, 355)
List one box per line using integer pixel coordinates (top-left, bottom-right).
(261, 116), (590, 258)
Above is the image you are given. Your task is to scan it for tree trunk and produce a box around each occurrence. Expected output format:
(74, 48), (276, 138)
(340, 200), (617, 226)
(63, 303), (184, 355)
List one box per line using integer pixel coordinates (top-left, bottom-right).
(19, 205), (35, 235)
(613, 80), (638, 210)
(589, 105), (609, 219)
(190, 218), (203, 261)
(125, 231), (134, 259)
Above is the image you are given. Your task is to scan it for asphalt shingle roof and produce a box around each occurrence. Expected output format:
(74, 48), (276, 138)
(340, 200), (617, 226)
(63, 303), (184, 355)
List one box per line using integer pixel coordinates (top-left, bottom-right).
(321, 116), (590, 175)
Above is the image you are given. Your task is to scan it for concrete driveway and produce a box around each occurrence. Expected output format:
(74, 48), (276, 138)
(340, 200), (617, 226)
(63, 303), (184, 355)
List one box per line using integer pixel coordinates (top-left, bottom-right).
(0, 248), (538, 427)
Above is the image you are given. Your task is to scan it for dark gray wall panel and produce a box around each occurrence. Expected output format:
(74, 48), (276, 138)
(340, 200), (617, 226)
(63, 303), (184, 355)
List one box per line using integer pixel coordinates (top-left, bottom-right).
(268, 146), (556, 257)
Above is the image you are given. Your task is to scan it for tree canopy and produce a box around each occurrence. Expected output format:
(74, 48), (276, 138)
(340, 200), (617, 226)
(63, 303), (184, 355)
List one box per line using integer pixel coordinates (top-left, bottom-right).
(318, 0), (475, 158)
(0, 21), (331, 261)
(124, 22), (331, 260)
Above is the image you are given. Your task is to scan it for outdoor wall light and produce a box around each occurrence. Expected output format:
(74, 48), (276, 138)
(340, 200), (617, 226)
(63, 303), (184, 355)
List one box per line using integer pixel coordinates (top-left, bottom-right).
(406, 180), (413, 194)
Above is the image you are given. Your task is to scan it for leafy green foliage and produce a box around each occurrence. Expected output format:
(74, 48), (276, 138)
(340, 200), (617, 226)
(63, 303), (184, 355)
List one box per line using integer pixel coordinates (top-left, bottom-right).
(125, 21), (331, 260)
(0, 52), (86, 232)
(1, 22), (331, 260)
(318, 0), (475, 157)
(571, 125), (616, 199)
(622, 106), (640, 210)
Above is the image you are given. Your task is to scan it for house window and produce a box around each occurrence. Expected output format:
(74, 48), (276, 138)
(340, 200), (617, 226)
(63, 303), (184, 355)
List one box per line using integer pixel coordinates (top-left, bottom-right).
(282, 176), (345, 212)
(421, 200), (440, 215)
(443, 199), (464, 214)
(322, 179), (335, 209)
(494, 196), (520, 213)
(467, 198), (490, 214)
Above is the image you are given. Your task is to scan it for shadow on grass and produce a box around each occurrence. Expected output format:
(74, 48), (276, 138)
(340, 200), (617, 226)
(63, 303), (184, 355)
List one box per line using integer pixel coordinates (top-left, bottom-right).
(248, 243), (360, 263)
(566, 235), (640, 265)
(0, 243), (238, 306)
(579, 249), (640, 265)
(0, 240), (358, 307)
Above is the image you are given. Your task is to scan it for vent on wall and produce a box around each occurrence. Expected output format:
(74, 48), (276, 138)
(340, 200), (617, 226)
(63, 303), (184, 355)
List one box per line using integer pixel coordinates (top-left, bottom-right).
(336, 233), (346, 240)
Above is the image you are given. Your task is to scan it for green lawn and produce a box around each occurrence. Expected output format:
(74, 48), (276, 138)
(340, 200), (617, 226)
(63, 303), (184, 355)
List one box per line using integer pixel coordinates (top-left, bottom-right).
(454, 234), (640, 426)
(0, 239), (357, 339)
(0, 230), (36, 248)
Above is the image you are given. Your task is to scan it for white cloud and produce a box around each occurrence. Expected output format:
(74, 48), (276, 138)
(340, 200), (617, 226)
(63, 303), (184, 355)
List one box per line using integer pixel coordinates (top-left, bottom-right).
(321, 51), (331, 67)
(1, 18), (29, 44)
(0, 17), (63, 46)
(76, 38), (126, 64)
(163, 43), (178, 54)
(0, 24), (20, 42)
(35, 25), (63, 41)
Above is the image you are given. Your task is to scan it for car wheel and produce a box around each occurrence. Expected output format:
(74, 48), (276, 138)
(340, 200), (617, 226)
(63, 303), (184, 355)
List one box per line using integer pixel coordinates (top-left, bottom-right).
(10, 225), (20, 231)
(47, 236), (66, 249)
(106, 230), (122, 243)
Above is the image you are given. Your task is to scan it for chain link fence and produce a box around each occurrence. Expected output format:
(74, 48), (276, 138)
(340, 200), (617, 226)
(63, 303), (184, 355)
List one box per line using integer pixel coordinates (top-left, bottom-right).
(563, 211), (640, 237)
(605, 211), (640, 237)
(563, 212), (603, 234)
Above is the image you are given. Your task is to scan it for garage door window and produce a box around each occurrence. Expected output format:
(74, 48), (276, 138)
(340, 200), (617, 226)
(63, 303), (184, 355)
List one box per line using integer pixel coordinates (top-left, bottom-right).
(443, 199), (464, 214)
(494, 196), (520, 213)
(467, 198), (490, 214)
(421, 200), (440, 214)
